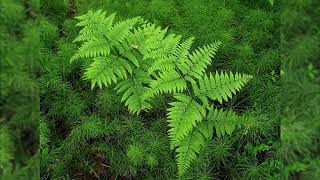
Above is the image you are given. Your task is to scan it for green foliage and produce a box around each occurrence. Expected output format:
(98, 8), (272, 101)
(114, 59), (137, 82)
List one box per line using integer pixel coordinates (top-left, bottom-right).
(281, 0), (320, 179)
(207, 108), (243, 138)
(176, 125), (207, 177)
(240, 160), (270, 180)
(0, 0), (24, 32)
(115, 70), (153, 114)
(40, 117), (50, 149)
(127, 144), (146, 166)
(193, 72), (252, 104)
(0, 0), (39, 178)
(207, 138), (233, 168)
(84, 56), (132, 88)
(168, 94), (205, 148)
(146, 154), (158, 168)
(72, 10), (253, 176)
(64, 116), (111, 147)
(38, 0), (282, 179)
(0, 126), (14, 172)
(71, 10), (140, 62)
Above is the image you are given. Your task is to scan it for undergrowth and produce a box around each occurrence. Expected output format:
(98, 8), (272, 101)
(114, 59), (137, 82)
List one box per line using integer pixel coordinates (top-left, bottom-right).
(1, 0), (319, 179)
(37, 0), (281, 179)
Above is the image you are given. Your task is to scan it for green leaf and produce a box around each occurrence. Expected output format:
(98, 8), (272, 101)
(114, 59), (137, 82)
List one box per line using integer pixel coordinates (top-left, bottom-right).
(115, 70), (153, 114)
(207, 108), (242, 137)
(168, 94), (206, 149)
(193, 71), (253, 104)
(71, 39), (110, 62)
(176, 127), (206, 177)
(84, 56), (132, 89)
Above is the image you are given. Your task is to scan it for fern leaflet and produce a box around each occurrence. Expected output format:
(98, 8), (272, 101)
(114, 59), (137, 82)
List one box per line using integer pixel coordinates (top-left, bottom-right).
(115, 69), (153, 114)
(168, 94), (206, 149)
(176, 126), (206, 177)
(84, 56), (132, 89)
(207, 108), (243, 137)
(192, 71), (253, 104)
(150, 70), (187, 95)
(179, 42), (221, 80)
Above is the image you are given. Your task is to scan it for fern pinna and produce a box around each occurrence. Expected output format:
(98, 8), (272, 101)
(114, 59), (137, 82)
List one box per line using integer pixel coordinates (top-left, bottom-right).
(71, 10), (253, 177)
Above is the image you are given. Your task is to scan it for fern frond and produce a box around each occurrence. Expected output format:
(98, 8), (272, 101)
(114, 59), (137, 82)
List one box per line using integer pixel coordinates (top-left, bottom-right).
(115, 71), (153, 114)
(84, 56), (132, 89)
(193, 71), (253, 104)
(74, 10), (116, 42)
(75, 10), (107, 27)
(197, 119), (214, 140)
(114, 41), (140, 67)
(71, 11), (140, 62)
(148, 55), (177, 73)
(207, 108), (242, 137)
(144, 34), (182, 59)
(148, 37), (194, 74)
(173, 37), (195, 64)
(130, 22), (168, 56)
(174, 108), (242, 176)
(150, 70), (187, 95)
(176, 126), (206, 177)
(71, 39), (110, 61)
(179, 41), (221, 80)
(168, 94), (206, 149)
(106, 17), (141, 43)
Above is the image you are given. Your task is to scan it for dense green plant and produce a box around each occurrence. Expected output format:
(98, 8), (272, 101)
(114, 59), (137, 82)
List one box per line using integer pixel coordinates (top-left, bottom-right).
(71, 10), (253, 176)
(0, 0), (294, 179)
(38, 0), (281, 179)
(0, 0), (40, 179)
(281, 0), (320, 178)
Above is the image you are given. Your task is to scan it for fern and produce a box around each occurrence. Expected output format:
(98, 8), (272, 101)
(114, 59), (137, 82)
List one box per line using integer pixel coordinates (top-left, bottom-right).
(106, 17), (141, 43)
(130, 22), (169, 57)
(71, 10), (140, 62)
(115, 68), (153, 114)
(192, 72), (253, 104)
(72, 10), (253, 176)
(179, 42), (221, 80)
(168, 94), (206, 149)
(171, 106), (246, 176)
(147, 37), (195, 96)
(150, 70), (187, 95)
(84, 56), (132, 89)
(170, 37), (195, 70)
(147, 36), (195, 75)
(71, 39), (111, 60)
(144, 33), (182, 60)
(150, 40), (221, 96)
(73, 10), (115, 42)
(207, 108), (243, 137)
(176, 125), (206, 177)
